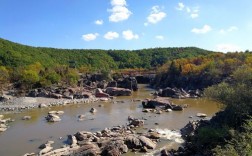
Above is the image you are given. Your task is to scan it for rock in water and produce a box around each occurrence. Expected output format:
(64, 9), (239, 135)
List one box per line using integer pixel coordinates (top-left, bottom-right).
(90, 108), (97, 113)
(45, 114), (61, 122)
(196, 113), (207, 117)
(22, 116), (31, 120)
(138, 136), (156, 149)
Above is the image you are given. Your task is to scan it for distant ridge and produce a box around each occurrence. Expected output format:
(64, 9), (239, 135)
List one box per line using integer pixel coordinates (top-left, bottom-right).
(0, 38), (214, 69)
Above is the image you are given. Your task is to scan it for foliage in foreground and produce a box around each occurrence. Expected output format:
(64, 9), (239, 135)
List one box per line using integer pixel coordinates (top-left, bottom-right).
(187, 65), (252, 155)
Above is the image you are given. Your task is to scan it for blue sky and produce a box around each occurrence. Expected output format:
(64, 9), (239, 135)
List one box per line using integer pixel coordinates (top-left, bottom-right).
(0, 0), (252, 52)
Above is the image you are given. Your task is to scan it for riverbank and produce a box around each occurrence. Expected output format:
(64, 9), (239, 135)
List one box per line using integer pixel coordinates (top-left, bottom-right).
(0, 96), (100, 113)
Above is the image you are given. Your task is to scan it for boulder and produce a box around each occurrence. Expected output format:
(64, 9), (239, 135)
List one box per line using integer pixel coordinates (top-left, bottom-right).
(105, 87), (132, 96)
(156, 110), (163, 114)
(45, 114), (61, 122)
(125, 135), (142, 149)
(38, 103), (47, 108)
(148, 132), (161, 139)
(27, 90), (38, 97)
(0, 115), (4, 120)
(138, 136), (156, 149)
(39, 141), (54, 149)
(107, 81), (117, 88)
(70, 142), (100, 156)
(142, 109), (152, 113)
(78, 115), (85, 121)
(50, 93), (62, 99)
(37, 90), (49, 97)
(56, 111), (64, 115)
(142, 98), (173, 109)
(95, 88), (110, 98)
(180, 121), (198, 137)
(0, 127), (7, 132)
(158, 87), (190, 98)
(90, 108), (97, 113)
(22, 116), (31, 120)
(97, 80), (108, 89)
(117, 77), (138, 91)
(101, 139), (128, 155)
(75, 131), (93, 141)
(48, 111), (57, 114)
(67, 135), (78, 146)
(129, 119), (144, 127)
(0, 96), (8, 102)
(172, 105), (183, 111)
(74, 92), (92, 99)
(197, 113), (207, 118)
(39, 141), (54, 155)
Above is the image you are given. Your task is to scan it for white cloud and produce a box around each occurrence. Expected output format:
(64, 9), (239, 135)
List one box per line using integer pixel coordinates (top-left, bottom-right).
(190, 13), (198, 19)
(191, 25), (212, 34)
(82, 33), (99, 41)
(122, 30), (139, 40)
(176, 3), (199, 19)
(155, 35), (164, 40)
(216, 44), (242, 52)
(219, 26), (238, 34)
(104, 31), (119, 40)
(108, 0), (132, 22)
(95, 20), (103, 25)
(176, 2), (185, 11)
(111, 0), (126, 6)
(144, 22), (148, 26)
(146, 5), (166, 24)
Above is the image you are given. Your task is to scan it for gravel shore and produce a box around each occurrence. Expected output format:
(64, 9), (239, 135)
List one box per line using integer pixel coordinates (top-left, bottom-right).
(0, 96), (100, 113)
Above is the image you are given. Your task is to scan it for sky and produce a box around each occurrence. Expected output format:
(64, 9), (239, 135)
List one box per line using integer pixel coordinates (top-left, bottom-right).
(0, 0), (252, 52)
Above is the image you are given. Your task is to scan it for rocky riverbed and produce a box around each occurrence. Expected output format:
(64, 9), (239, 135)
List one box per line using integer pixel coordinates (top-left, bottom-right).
(0, 84), (220, 156)
(23, 116), (183, 156)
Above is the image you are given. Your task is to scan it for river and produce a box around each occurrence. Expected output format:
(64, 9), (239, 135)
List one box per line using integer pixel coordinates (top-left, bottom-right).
(0, 84), (221, 156)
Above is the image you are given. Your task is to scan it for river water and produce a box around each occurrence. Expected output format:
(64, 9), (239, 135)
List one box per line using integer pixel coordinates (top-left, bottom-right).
(0, 85), (221, 156)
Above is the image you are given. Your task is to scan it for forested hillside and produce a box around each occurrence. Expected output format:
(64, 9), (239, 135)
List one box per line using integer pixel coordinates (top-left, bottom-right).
(0, 38), (213, 70)
(152, 51), (252, 90)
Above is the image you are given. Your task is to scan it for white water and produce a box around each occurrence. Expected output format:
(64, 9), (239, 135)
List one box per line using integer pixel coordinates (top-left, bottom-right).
(156, 128), (184, 143)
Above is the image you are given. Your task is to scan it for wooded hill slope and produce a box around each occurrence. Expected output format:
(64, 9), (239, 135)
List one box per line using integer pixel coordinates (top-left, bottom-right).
(0, 38), (213, 70)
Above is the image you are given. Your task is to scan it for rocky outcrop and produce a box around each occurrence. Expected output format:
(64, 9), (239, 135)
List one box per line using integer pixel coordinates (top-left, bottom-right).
(25, 117), (170, 155)
(101, 139), (128, 156)
(142, 97), (184, 111)
(27, 87), (93, 100)
(105, 87), (132, 96)
(95, 88), (110, 98)
(138, 136), (156, 149)
(117, 77), (138, 91)
(142, 98), (173, 109)
(158, 87), (201, 98)
(107, 81), (117, 88)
